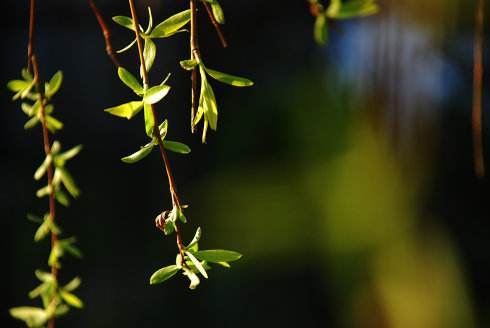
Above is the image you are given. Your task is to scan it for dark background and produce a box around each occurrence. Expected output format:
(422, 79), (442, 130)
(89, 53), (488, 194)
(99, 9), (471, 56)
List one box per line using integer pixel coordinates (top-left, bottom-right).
(1, 0), (490, 327)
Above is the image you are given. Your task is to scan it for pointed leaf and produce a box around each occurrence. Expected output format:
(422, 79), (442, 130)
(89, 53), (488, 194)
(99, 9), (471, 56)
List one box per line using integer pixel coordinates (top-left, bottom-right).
(205, 68), (254, 87)
(118, 67), (144, 95)
(150, 265), (180, 285)
(143, 85), (171, 105)
(121, 142), (154, 164)
(113, 16), (135, 31)
(192, 250), (243, 263)
(60, 291), (83, 309)
(150, 10), (191, 38)
(104, 101), (144, 119)
(144, 102), (155, 137)
(163, 140), (191, 154)
(186, 251), (208, 278)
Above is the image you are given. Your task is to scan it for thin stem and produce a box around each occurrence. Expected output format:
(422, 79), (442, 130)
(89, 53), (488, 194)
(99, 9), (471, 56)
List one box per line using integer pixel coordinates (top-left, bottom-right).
(88, 0), (121, 67)
(201, 1), (228, 48)
(27, 0), (35, 72)
(190, 0), (199, 133)
(128, 0), (186, 257)
(32, 54), (58, 328)
(473, 0), (485, 178)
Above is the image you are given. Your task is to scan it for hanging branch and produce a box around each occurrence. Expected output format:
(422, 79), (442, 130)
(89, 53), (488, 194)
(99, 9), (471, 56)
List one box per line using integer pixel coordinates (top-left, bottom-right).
(8, 1), (84, 327)
(88, 0), (121, 67)
(473, 0), (485, 178)
(190, 0), (199, 133)
(128, 0), (187, 259)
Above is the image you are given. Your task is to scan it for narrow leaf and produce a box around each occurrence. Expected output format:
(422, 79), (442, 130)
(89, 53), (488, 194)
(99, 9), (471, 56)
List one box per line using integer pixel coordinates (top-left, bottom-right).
(163, 140), (191, 154)
(205, 68), (254, 87)
(192, 250), (243, 263)
(149, 265), (180, 285)
(143, 85), (171, 105)
(118, 67), (144, 95)
(121, 142), (154, 164)
(150, 10), (191, 38)
(104, 101), (143, 120)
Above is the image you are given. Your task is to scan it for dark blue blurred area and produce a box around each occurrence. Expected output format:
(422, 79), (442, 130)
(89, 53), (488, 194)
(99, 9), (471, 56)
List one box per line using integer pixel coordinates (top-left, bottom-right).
(1, 1), (490, 327)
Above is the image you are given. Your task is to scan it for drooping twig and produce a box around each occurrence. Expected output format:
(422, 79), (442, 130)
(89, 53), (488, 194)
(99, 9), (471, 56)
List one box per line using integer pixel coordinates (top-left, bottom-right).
(88, 0), (121, 67)
(27, 1), (59, 326)
(473, 0), (485, 178)
(128, 0), (187, 257)
(201, 1), (228, 48)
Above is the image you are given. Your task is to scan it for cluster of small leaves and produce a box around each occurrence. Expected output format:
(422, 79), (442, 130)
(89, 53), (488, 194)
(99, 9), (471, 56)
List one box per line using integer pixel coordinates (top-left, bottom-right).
(7, 69), (83, 327)
(106, 10), (192, 163)
(150, 224), (242, 290)
(9, 272), (83, 328)
(107, 5), (245, 290)
(180, 56), (253, 143)
(309, 0), (379, 45)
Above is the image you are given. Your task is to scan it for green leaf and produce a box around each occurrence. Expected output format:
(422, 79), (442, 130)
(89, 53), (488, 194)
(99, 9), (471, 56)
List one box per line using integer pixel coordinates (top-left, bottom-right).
(159, 120), (168, 140)
(180, 59), (198, 71)
(186, 227), (202, 250)
(192, 250), (243, 263)
(121, 142), (154, 164)
(58, 168), (80, 198)
(36, 185), (52, 198)
(34, 155), (51, 180)
(118, 67), (144, 95)
(7, 79), (30, 92)
(211, 2), (225, 24)
(328, 0), (379, 19)
(59, 237), (83, 259)
(117, 38), (137, 53)
(104, 101), (144, 119)
(63, 277), (81, 292)
(205, 68), (254, 87)
(113, 16), (135, 31)
(10, 307), (49, 327)
(24, 116), (40, 130)
(163, 141), (191, 154)
(142, 38), (157, 73)
(150, 10), (191, 38)
(27, 213), (43, 223)
(143, 85), (171, 105)
(45, 115), (64, 132)
(144, 103), (155, 137)
(199, 66), (218, 132)
(35, 270), (54, 283)
(314, 14), (328, 45)
(55, 190), (70, 207)
(149, 265), (180, 285)
(217, 261), (231, 268)
(145, 6), (154, 34)
(34, 218), (50, 242)
(183, 267), (200, 290)
(186, 251), (208, 278)
(60, 291), (83, 309)
(45, 71), (63, 98)
(58, 145), (83, 163)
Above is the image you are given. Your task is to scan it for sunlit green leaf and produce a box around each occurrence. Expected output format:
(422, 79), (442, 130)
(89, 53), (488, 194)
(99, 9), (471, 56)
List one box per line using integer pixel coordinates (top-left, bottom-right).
(57, 167), (80, 198)
(60, 291), (83, 309)
(116, 38), (137, 53)
(104, 101), (144, 119)
(55, 190), (70, 207)
(149, 265), (180, 285)
(192, 250), (243, 263)
(144, 103), (155, 137)
(150, 10), (191, 38)
(142, 38), (157, 73)
(23, 116), (40, 130)
(199, 66), (218, 133)
(113, 16), (135, 31)
(163, 140), (191, 154)
(180, 59), (198, 71)
(159, 120), (168, 140)
(58, 145), (83, 163)
(183, 267), (200, 290)
(186, 251), (208, 278)
(45, 71), (63, 98)
(186, 227), (201, 250)
(10, 307), (48, 327)
(143, 85), (170, 105)
(34, 155), (51, 180)
(205, 67), (254, 87)
(121, 142), (154, 164)
(118, 67), (144, 95)
(63, 277), (81, 292)
(45, 115), (64, 133)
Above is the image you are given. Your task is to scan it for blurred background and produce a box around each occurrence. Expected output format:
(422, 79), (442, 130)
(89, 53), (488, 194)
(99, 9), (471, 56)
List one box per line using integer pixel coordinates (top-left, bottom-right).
(1, 0), (490, 327)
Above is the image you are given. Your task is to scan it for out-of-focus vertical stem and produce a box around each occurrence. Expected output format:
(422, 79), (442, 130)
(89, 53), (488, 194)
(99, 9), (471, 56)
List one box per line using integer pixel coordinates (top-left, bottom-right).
(473, 0), (485, 178)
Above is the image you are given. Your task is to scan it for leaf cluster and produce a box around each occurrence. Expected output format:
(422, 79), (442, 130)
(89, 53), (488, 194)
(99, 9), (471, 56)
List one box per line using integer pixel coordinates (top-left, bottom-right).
(310, 0), (379, 45)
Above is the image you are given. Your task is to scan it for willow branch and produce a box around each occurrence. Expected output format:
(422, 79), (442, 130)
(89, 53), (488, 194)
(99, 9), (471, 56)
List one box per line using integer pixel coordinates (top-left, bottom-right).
(128, 0), (186, 256)
(201, 1), (228, 48)
(473, 0), (485, 178)
(27, 0), (35, 72)
(88, 0), (121, 68)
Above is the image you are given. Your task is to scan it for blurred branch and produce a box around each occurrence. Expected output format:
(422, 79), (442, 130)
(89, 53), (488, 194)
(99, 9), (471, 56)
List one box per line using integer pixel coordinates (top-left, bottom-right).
(473, 0), (485, 178)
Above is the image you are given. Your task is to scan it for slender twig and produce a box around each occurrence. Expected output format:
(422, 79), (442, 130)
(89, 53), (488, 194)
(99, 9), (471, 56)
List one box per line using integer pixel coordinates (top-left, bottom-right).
(88, 0), (121, 68)
(27, 1), (58, 326)
(128, 0), (186, 257)
(201, 1), (228, 48)
(27, 0), (35, 72)
(31, 54), (58, 328)
(190, 0), (200, 133)
(473, 0), (485, 178)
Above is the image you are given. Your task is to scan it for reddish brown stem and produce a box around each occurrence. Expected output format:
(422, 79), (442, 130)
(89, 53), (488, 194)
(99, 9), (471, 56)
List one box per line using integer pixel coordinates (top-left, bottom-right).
(201, 1), (228, 48)
(128, 0), (186, 258)
(88, 0), (121, 67)
(27, 0), (35, 72)
(473, 0), (485, 178)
